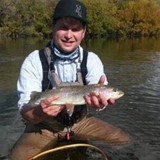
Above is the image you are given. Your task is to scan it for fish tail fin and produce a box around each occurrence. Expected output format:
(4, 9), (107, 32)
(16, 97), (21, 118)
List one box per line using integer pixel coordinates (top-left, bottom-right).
(30, 91), (42, 100)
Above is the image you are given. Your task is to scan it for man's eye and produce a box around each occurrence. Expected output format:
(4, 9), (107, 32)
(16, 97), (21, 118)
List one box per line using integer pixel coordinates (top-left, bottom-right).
(72, 28), (81, 32)
(61, 26), (69, 30)
(60, 26), (82, 32)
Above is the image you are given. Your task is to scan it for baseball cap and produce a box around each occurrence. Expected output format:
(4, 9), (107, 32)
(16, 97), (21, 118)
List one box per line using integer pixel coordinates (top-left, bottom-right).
(53, 0), (87, 24)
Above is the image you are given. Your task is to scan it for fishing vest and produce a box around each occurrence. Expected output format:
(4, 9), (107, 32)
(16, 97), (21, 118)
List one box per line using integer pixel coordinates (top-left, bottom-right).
(38, 46), (88, 127)
(39, 46), (88, 91)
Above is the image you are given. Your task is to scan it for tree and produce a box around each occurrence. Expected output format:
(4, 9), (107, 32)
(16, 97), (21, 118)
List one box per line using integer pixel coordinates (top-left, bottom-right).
(117, 0), (160, 37)
(81, 0), (118, 37)
(0, 0), (58, 37)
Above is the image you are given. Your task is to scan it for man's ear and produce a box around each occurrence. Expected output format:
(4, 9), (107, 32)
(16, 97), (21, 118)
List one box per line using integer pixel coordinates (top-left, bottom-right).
(82, 26), (86, 39)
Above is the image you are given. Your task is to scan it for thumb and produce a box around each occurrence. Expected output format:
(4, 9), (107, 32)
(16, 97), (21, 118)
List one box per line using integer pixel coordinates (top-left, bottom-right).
(98, 75), (106, 85)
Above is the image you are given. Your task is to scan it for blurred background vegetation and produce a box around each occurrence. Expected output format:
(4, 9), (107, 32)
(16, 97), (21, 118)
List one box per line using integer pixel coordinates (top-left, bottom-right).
(0, 0), (160, 38)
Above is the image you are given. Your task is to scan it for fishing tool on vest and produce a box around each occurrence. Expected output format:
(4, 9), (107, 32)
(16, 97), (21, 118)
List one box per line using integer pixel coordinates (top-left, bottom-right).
(59, 107), (75, 141)
(66, 125), (74, 141)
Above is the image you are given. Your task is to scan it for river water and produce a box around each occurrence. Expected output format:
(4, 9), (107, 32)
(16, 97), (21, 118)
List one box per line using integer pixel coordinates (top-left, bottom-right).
(0, 38), (160, 160)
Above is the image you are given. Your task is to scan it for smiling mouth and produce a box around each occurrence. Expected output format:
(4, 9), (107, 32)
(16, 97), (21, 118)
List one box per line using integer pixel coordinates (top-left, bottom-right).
(62, 41), (74, 46)
(62, 40), (74, 43)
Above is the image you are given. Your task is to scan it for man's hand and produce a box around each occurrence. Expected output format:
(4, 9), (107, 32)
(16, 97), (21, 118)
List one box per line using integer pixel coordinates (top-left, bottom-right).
(40, 95), (64, 117)
(21, 94), (65, 124)
(84, 75), (115, 110)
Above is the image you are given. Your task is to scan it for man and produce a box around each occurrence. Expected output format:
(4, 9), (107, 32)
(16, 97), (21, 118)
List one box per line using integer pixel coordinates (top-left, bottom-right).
(9, 0), (130, 159)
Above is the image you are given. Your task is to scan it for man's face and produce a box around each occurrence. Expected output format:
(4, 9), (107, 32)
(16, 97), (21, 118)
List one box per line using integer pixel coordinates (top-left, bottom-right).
(52, 17), (86, 53)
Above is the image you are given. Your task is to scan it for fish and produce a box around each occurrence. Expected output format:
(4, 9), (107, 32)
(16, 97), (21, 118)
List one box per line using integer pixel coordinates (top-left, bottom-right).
(29, 84), (124, 116)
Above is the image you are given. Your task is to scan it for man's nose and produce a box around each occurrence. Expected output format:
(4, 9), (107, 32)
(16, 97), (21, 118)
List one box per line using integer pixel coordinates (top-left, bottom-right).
(65, 30), (72, 39)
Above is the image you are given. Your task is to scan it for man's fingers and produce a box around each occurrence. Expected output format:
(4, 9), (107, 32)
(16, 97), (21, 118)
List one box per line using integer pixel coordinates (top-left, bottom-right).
(85, 94), (103, 108)
(90, 95), (100, 108)
(43, 105), (64, 116)
(108, 98), (115, 105)
(98, 93), (108, 106)
(41, 95), (59, 108)
(84, 95), (92, 106)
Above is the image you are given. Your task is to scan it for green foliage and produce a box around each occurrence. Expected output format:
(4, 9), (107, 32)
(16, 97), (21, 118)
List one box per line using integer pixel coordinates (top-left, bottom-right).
(0, 0), (160, 38)
(0, 0), (58, 37)
(81, 0), (118, 37)
(109, 0), (130, 8)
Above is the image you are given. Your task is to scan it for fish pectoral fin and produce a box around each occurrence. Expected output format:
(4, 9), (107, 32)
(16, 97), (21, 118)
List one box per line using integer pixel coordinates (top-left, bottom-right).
(65, 104), (75, 117)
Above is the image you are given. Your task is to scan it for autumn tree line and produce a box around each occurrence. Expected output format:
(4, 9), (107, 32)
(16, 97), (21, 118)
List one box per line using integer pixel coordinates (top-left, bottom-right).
(0, 0), (160, 38)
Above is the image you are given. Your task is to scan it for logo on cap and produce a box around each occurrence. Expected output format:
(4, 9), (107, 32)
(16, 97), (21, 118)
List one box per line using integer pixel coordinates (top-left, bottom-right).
(75, 4), (82, 17)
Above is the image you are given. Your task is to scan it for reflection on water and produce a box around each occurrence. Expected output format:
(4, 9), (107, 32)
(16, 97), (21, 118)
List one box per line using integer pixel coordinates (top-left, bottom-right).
(0, 38), (160, 159)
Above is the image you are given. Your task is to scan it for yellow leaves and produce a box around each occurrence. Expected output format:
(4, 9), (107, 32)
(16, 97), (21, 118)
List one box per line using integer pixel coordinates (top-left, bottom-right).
(1, 0), (160, 37)
(117, 0), (160, 36)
